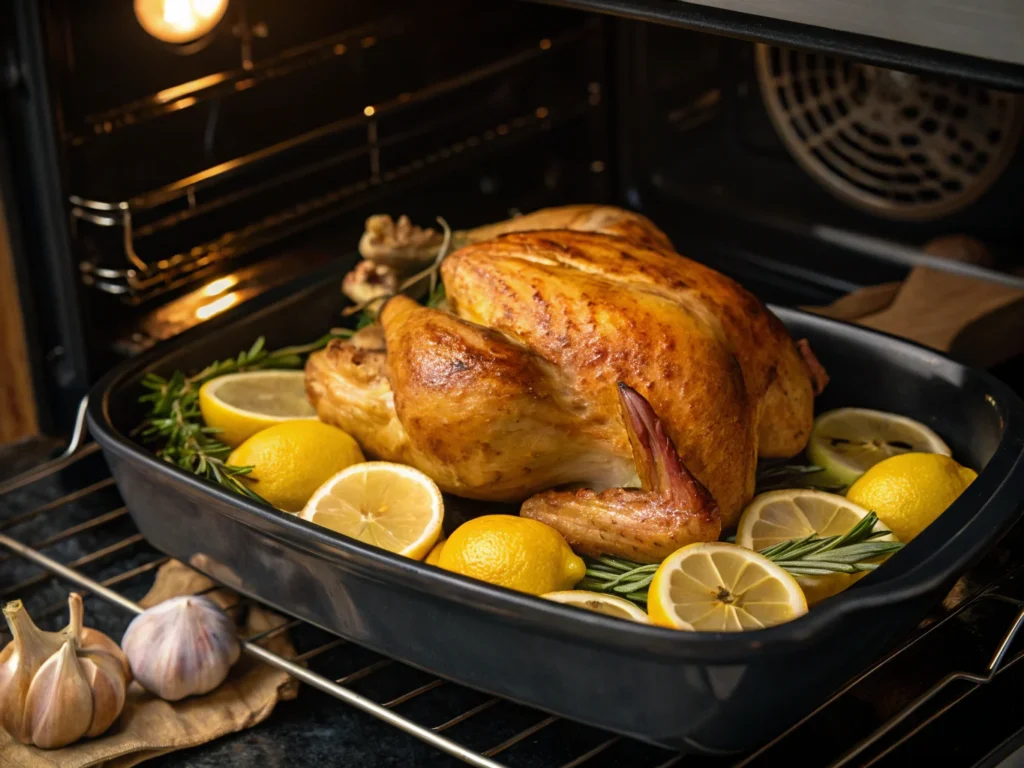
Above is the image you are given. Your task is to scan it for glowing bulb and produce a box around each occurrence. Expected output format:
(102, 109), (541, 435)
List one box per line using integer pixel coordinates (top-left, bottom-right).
(195, 292), (238, 320)
(135, 0), (229, 44)
(197, 276), (235, 296)
(201, 275), (238, 297)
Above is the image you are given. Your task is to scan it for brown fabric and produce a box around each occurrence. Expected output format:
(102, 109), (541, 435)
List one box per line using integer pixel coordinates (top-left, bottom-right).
(0, 561), (298, 768)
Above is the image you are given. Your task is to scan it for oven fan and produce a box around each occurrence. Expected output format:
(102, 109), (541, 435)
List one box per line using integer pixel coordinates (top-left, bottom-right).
(755, 44), (1024, 220)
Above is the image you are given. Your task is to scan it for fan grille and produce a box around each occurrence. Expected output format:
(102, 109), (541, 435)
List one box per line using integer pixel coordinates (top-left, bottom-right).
(755, 44), (1023, 220)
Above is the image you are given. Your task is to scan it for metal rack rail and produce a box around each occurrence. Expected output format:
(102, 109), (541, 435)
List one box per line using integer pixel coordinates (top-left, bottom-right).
(1, 409), (1023, 767)
(70, 25), (595, 303)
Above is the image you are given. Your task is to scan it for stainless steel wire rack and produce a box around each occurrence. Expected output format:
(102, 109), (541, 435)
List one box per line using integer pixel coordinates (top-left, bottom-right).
(69, 22), (600, 304)
(2, 403), (1024, 767)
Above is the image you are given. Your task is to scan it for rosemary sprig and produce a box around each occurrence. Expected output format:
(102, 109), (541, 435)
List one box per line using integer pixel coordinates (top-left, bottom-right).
(758, 511), (902, 576)
(576, 556), (659, 605)
(577, 512), (903, 605)
(137, 331), (350, 502)
(755, 460), (847, 494)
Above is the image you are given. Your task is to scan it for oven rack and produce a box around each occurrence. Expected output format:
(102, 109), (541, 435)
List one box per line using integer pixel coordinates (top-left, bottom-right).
(71, 26), (596, 304)
(76, 105), (579, 303)
(2, 406), (1023, 767)
(71, 14), (416, 145)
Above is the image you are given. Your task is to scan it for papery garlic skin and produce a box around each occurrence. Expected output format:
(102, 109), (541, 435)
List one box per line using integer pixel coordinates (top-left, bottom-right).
(121, 596), (240, 702)
(0, 595), (129, 749)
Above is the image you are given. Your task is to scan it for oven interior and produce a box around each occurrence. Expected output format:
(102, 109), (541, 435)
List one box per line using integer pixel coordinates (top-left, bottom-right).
(2, 0), (1022, 434)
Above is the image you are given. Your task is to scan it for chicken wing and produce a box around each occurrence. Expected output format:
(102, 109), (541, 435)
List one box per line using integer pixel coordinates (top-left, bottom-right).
(521, 383), (720, 563)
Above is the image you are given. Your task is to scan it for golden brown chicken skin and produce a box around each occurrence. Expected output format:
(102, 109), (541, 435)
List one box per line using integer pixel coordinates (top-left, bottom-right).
(306, 206), (823, 528)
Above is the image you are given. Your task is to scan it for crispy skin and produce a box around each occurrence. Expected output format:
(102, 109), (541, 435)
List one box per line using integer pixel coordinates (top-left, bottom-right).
(307, 206), (821, 526)
(444, 229), (815, 461)
(463, 205), (674, 252)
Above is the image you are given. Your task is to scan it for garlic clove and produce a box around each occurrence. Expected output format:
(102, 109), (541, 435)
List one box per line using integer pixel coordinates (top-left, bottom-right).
(66, 593), (131, 682)
(24, 632), (93, 749)
(122, 596), (241, 702)
(80, 649), (128, 738)
(1, 600), (66, 743)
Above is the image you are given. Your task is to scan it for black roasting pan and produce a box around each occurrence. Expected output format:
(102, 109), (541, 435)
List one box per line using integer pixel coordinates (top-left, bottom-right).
(87, 262), (1024, 753)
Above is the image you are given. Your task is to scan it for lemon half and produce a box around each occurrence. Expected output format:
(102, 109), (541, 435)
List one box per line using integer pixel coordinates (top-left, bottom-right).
(807, 408), (951, 487)
(301, 462), (444, 560)
(647, 542), (807, 631)
(736, 489), (895, 605)
(543, 591), (651, 624)
(199, 371), (317, 447)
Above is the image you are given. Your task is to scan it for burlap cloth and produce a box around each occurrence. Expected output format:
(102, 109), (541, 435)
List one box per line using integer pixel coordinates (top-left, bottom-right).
(0, 560), (298, 767)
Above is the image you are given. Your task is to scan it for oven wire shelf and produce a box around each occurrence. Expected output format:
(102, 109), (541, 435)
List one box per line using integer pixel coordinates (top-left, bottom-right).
(2, 400), (1024, 767)
(70, 27), (598, 305)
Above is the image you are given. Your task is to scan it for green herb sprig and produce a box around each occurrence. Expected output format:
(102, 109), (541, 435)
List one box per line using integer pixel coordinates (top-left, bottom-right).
(758, 511), (902, 576)
(755, 461), (847, 494)
(577, 512), (903, 605)
(137, 332), (349, 502)
(576, 556), (659, 605)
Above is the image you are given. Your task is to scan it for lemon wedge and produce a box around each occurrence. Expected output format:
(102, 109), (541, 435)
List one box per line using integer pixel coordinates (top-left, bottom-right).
(807, 408), (951, 487)
(542, 591), (651, 624)
(301, 462), (443, 560)
(199, 371), (317, 447)
(647, 542), (807, 631)
(736, 489), (895, 604)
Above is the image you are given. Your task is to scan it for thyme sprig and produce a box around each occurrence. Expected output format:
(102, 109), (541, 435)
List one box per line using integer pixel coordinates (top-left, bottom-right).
(577, 512), (903, 605)
(137, 332), (350, 502)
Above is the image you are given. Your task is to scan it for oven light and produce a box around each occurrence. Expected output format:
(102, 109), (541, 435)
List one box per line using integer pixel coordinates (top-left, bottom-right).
(201, 275), (239, 297)
(195, 292), (239, 320)
(134, 0), (230, 45)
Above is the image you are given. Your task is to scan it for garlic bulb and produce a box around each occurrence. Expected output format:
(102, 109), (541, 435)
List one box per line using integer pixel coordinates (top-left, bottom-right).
(121, 596), (240, 701)
(0, 594), (129, 748)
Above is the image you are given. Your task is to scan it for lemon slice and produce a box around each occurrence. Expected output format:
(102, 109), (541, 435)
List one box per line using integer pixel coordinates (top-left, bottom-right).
(807, 408), (951, 487)
(542, 591), (652, 624)
(736, 489), (895, 605)
(199, 371), (317, 447)
(301, 462), (443, 560)
(647, 542), (807, 631)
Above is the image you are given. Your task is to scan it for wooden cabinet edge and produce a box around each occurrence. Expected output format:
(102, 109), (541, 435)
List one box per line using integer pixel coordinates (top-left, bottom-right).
(0, 197), (39, 444)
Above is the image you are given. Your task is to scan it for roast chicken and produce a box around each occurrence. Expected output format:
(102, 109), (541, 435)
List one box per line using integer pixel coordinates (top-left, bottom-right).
(306, 205), (826, 561)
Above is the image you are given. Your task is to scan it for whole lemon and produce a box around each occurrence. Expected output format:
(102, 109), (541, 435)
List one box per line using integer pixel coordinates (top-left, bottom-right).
(846, 452), (977, 542)
(438, 515), (586, 594)
(227, 420), (364, 512)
